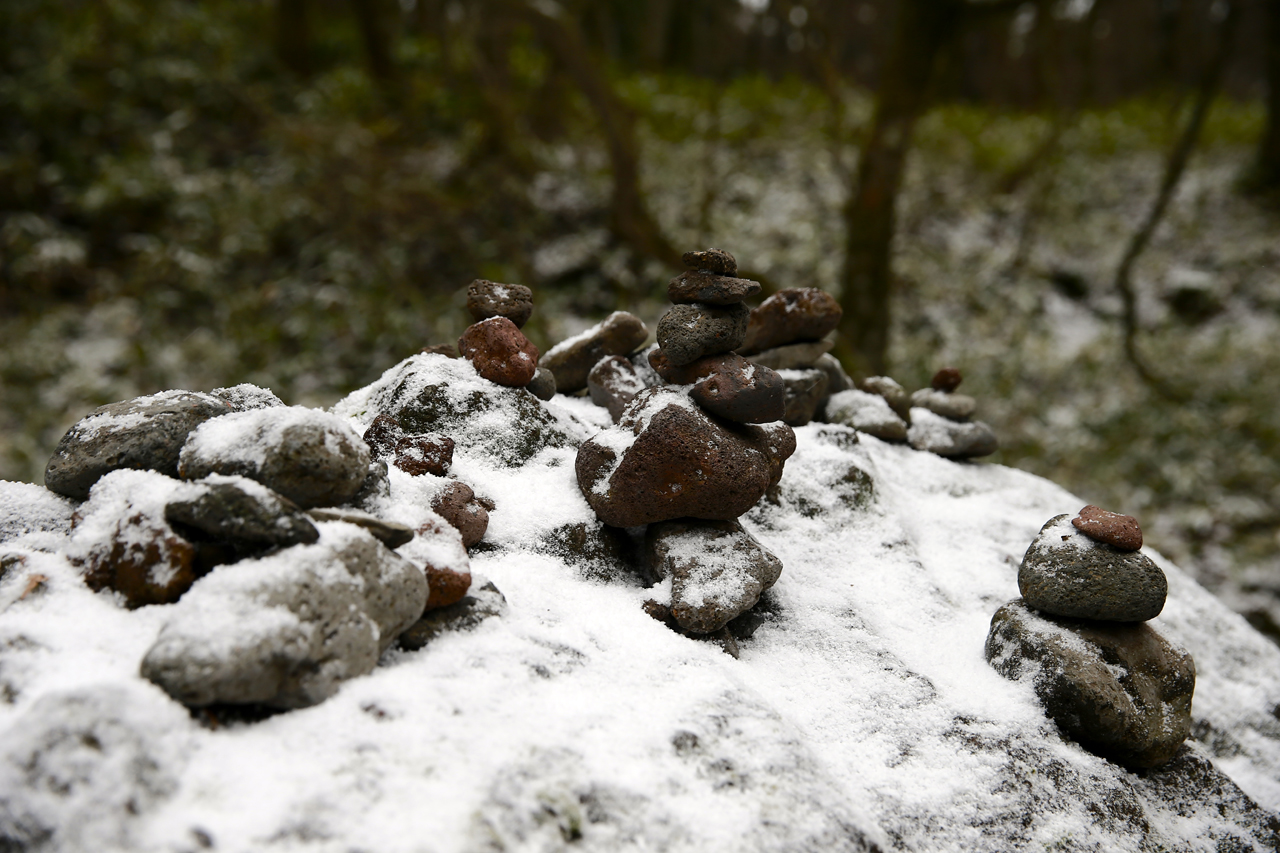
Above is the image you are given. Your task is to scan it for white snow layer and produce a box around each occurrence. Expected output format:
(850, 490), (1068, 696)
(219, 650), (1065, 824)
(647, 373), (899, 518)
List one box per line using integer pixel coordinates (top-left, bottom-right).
(0, 410), (1278, 852)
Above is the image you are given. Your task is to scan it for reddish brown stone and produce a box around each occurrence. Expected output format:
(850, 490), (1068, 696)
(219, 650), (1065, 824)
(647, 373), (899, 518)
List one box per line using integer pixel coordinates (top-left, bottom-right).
(681, 248), (737, 275)
(587, 356), (649, 422)
(931, 367), (963, 393)
(458, 317), (539, 387)
(424, 563), (473, 611)
(738, 288), (842, 354)
(690, 362), (786, 424)
(1072, 505), (1144, 551)
(430, 481), (489, 548)
(73, 512), (197, 608)
(648, 349), (747, 385)
(363, 414), (403, 460)
(466, 279), (534, 328)
(667, 271), (761, 306)
(392, 435), (454, 477)
(539, 312), (650, 394)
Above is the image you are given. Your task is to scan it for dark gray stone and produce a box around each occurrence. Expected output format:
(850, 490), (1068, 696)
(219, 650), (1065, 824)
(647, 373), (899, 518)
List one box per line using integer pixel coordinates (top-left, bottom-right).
(779, 368), (829, 427)
(539, 312), (650, 394)
(746, 340), (833, 371)
(681, 248), (737, 275)
(985, 598), (1194, 770)
(526, 367), (557, 401)
(350, 460), (391, 512)
(655, 302), (750, 366)
(466, 279), (534, 328)
(1018, 514), (1167, 622)
(906, 408), (998, 459)
(813, 353), (854, 395)
(165, 477), (318, 549)
(859, 376), (912, 421)
(307, 507), (414, 549)
(398, 582), (506, 651)
(910, 388), (977, 422)
(738, 288), (842, 354)
(646, 518), (783, 634)
(44, 391), (233, 500)
(689, 361), (786, 424)
(667, 271), (761, 306)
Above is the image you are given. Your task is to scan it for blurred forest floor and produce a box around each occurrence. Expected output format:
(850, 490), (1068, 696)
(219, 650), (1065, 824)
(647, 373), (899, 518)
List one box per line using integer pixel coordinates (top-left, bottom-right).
(3, 1), (1279, 639)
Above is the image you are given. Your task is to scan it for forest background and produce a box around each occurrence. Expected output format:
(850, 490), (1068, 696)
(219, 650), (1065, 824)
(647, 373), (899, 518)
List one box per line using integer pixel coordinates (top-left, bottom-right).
(3, 0), (1280, 642)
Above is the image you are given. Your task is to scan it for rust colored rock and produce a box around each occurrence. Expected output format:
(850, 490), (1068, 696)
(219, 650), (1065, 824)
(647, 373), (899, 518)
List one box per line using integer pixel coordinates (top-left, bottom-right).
(681, 248), (737, 275)
(362, 414), (404, 460)
(419, 343), (458, 358)
(690, 362), (786, 424)
(430, 481), (489, 548)
(539, 311), (650, 394)
(466, 279), (534, 328)
(587, 355), (648, 422)
(424, 563), (473, 612)
(74, 512), (197, 609)
(647, 349), (746, 385)
(1073, 505), (1144, 552)
(667, 271), (761, 306)
(931, 367), (963, 393)
(392, 434), (454, 477)
(739, 288), (842, 355)
(575, 388), (796, 528)
(458, 317), (539, 387)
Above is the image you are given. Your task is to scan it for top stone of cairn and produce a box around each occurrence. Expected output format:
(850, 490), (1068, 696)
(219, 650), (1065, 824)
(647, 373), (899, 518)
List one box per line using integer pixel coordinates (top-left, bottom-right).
(681, 248), (736, 276)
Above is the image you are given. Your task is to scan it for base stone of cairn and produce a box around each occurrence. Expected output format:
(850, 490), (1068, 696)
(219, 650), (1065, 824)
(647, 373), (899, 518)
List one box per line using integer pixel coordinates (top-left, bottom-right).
(905, 368), (998, 459)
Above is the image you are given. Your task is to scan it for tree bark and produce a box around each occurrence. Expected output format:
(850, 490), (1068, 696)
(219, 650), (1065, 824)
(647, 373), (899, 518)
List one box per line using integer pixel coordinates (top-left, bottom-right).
(275, 0), (312, 78)
(835, 0), (963, 377)
(1249, 0), (1280, 191)
(348, 0), (397, 85)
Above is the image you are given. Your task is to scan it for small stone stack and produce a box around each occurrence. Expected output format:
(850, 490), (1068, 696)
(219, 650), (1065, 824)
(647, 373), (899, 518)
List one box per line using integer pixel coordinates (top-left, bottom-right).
(824, 376), (911, 442)
(458, 280), (543, 392)
(737, 287), (848, 426)
(905, 368), (998, 459)
(985, 507), (1195, 770)
(541, 311), (650, 398)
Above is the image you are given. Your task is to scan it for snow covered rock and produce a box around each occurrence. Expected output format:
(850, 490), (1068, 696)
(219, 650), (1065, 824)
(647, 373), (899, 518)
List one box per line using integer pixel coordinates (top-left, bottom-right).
(178, 406), (371, 509)
(140, 522), (427, 709)
(306, 507), (414, 549)
(575, 387), (795, 528)
(1019, 514), (1167, 622)
(910, 387), (978, 421)
(209, 383), (284, 411)
(0, 481), (75, 547)
(647, 518), (782, 634)
(688, 359), (786, 424)
(778, 367), (829, 426)
(466, 279), (534, 328)
(540, 311), (649, 393)
(44, 390), (233, 500)
(907, 407), (999, 458)
(745, 339), (833, 370)
(825, 389), (909, 442)
(587, 355), (647, 422)
(164, 474), (319, 552)
(429, 480), (489, 548)
(985, 598), (1195, 770)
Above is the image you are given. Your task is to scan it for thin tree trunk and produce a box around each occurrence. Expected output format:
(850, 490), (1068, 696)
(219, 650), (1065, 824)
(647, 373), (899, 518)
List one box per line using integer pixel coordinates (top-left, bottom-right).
(1249, 0), (1280, 191)
(348, 0), (397, 85)
(275, 0), (312, 77)
(835, 0), (963, 377)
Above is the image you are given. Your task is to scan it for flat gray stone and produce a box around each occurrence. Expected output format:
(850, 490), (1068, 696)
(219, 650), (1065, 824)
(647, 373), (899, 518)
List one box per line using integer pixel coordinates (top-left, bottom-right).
(746, 340), (833, 371)
(910, 388), (977, 422)
(165, 475), (318, 549)
(307, 507), (414, 549)
(1018, 514), (1167, 622)
(907, 408), (998, 459)
(824, 389), (908, 442)
(667, 271), (761, 305)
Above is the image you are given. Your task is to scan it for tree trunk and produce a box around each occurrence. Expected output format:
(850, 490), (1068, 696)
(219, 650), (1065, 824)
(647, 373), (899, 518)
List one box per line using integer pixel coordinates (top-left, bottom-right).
(275, 0), (312, 78)
(1250, 0), (1280, 191)
(348, 0), (396, 85)
(835, 0), (962, 377)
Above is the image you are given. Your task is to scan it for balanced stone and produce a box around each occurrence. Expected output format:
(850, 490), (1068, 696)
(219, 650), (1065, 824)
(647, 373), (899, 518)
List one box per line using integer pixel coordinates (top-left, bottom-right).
(646, 518), (783, 634)
(424, 562), (472, 611)
(746, 340), (832, 371)
(1019, 514), (1166, 622)
(575, 387), (795, 528)
(588, 355), (648, 422)
(526, 367), (557, 401)
(210, 384), (284, 412)
(931, 367), (963, 392)
(985, 598), (1194, 770)
(778, 368), (829, 427)
(907, 408), (998, 459)
(860, 375), (912, 421)
(681, 248), (737, 275)
(1073, 505), (1143, 551)
(466, 279), (534, 328)
(457, 317), (538, 387)
(655, 302), (749, 366)
(307, 507), (414, 549)
(539, 311), (650, 394)
(813, 354), (854, 395)
(824, 389), (909, 442)
(690, 361), (786, 424)
(165, 476), (319, 550)
(648, 349), (746, 385)
(738, 288), (842, 355)
(45, 391), (233, 500)
(667, 271), (761, 306)
(910, 388), (977, 422)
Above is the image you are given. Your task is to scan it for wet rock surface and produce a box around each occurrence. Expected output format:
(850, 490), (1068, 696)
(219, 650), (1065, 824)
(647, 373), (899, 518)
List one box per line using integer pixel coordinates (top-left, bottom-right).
(689, 361), (786, 424)
(667, 271), (761, 306)
(739, 288), (842, 355)
(44, 391), (233, 500)
(656, 302), (750, 366)
(1073, 504), (1143, 551)
(907, 408), (998, 459)
(986, 598), (1195, 770)
(306, 507), (414, 549)
(1019, 514), (1167, 622)
(647, 518), (782, 634)
(457, 317), (539, 388)
(539, 311), (649, 394)
(824, 389), (909, 442)
(165, 476), (319, 551)
(587, 355), (648, 422)
(466, 279), (534, 328)
(778, 368), (829, 427)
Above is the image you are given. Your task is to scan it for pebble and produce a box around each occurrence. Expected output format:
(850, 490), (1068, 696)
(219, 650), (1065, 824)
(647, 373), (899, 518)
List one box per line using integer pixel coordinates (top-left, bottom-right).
(667, 271), (761, 305)
(307, 507), (414, 549)
(681, 248), (737, 275)
(576, 388), (794, 528)
(859, 375), (912, 421)
(738, 288), (842, 354)
(430, 481), (489, 549)
(73, 508), (196, 609)
(44, 391), (233, 500)
(910, 388), (977, 422)
(646, 518), (783, 634)
(690, 361), (786, 424)
(165, 476), (319, 550)
(424, 563), (473, 611)
(824, 389), (909, 442)
(210, 384), (284, 412)
(392, 434), (454, 477)
(1018, 514), (1166, 622)
(539, 311), (650, 394)
(1073, 505), (1143, 551)
(588, 355), (649, 422)
(931, 367), (963, 393)
(349, 460), (391, 512)
(526, 367), (557, 401)
(985, 598), (1194, 770)
(778, 368), (829, 427)
(655, 302), (749, 366)
(906, 408), (998, 459)
(466, 279), (534, 328)
(746, 340), (833, 371)
(457, 317), (539, 387)
(398, 582), (505, 651)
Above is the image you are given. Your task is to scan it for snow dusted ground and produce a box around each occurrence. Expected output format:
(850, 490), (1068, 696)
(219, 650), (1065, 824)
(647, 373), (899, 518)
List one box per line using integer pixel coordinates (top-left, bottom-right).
(0, 384), (1278, 852)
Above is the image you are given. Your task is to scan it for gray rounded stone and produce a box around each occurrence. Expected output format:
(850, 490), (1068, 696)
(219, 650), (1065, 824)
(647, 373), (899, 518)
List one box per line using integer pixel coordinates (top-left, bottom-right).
(778, 368), (829, 427)
(910, 388), (977, 422)
(906, 408), (998, 459)
(824, 389), (908, 442)
(44, 391), (233, 500)
(656, 302), (749, 366)
(985, 598), (1194, 770)
(210, 384), (285, 412)
(165, 476), (319, 549)
(1018, 514), (1167, 622)
(746, 340), (833, 371)
(588, 355), (648, 422)
(526, 367), (557, 401)
(539, 311), (650, 394)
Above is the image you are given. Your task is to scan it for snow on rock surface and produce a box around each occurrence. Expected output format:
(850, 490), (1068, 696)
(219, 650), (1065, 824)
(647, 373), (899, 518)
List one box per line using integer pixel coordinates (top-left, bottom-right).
(0, 359), (1279, 851)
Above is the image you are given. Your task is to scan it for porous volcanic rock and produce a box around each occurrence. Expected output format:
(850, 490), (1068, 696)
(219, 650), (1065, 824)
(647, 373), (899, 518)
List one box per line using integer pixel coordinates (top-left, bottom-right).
(745, 340), (833, 371)
(393, 434), (454, 477)
(931, 367), (963, 393)
(1019, 514), (1167, 622)
(681, 248), (737, 275)
(907, 408), (998, 459)
(164, 475), (319, 550)
(575, 387), (795, 528)
(44, 391), (233, 500)
(178, 407), (371, 509)
(430, 481), (489, 549)
(588, 355), (648, 422)
(466, 279), (534, 328)
(778, 368), (829, 427)
(667, 271), (761, 306)
(457, 317), (539, 388)
(362, 413), (404, 460)
(648, 349), (746, 385)
(424, 563), (472, 611)
(1073, 505), (1143, 551)
(739, 288), (842, 355)
(539, 311), (650, 394)
(655, 302), (750, 366)
(985, 598), (1194, 770)
(689, 361), (786, 424)
(647, 518), (783, 634)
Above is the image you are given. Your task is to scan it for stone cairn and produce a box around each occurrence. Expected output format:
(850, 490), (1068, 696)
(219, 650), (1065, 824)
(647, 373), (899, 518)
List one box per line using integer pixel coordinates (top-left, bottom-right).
(984, 506), (1194, 770)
